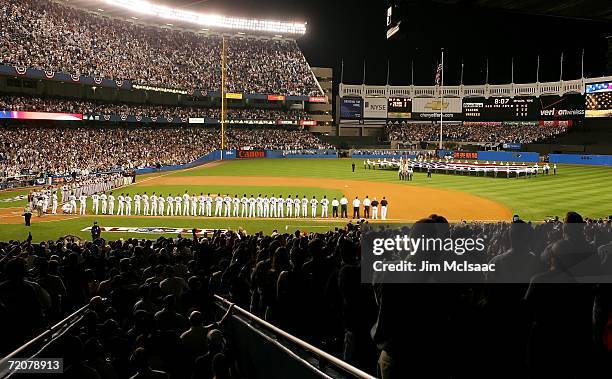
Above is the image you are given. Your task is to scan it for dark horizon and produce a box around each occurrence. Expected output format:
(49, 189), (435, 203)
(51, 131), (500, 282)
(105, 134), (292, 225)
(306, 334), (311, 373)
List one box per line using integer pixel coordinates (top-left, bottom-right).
(165, 0), (612, 88)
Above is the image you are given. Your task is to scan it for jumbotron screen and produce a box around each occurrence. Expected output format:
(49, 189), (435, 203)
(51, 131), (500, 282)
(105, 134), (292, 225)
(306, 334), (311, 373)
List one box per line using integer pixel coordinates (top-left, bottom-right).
(585, 81), (612, 118)
(387, 97), (411, 119)
(463, 97), (537, 120)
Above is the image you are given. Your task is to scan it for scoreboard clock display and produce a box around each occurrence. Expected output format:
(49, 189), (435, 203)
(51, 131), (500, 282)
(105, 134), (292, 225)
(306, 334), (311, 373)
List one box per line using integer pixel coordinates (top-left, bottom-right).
(387, 97), (412, 119)
(463, 97), (537, 120)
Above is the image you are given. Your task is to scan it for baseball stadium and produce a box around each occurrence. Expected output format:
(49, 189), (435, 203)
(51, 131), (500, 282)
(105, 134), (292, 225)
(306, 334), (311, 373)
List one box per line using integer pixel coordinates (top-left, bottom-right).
(0, 0), (611, 378)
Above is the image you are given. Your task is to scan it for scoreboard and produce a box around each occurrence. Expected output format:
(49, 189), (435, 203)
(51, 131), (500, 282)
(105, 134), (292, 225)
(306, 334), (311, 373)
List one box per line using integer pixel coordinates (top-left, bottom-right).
(387, 97), (412, 119)
(463, 97), (537, 120)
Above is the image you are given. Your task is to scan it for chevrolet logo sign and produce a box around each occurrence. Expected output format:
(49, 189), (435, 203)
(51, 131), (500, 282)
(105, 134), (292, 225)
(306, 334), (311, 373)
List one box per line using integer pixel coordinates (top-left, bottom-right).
(425, 100), (449, 111)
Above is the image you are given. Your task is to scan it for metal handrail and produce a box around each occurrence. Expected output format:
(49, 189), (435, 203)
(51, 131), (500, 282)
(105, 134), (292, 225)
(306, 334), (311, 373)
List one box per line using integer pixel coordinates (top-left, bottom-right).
(214, 294), (377, 379)
(0, 296), (103, 378)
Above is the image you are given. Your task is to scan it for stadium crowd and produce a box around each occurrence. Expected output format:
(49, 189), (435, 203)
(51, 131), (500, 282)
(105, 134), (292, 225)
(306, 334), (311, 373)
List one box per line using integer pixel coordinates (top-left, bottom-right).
(0, 95), (310, 121)
(0, 127), (331, 177)
(0, 0), (321, 96)
(0, 212), (610, 378)
(386, 122), (570, 144)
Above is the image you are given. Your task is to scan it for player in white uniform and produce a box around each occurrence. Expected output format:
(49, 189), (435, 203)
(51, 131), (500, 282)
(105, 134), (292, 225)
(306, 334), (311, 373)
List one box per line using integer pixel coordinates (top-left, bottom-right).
(167, 195), (174, 216)
(158, 194), (166, 216)
(108, 192), (115, 215)
(150, 193), (157, 216)
(52, 192), (59, 214)
(181, 191), (189, 216)
(69, 193), (77, 214)
(263, 196), (270, 218)
(79, 194), (87, 215)
(190, 194), (197, 216)
(214, 194), (223, 217)
(232, 194), (240, 217)
(124, 194), (132, 216)
(175, 194), (182, 216)
(269, 195), (277, 218)
(206, 193), (213, 217)
(301, 196), (308, 218)
(198, 193), (206, 216)
(92, 193), (100, 215)
(320, 196), (329, 218)
(256, 195), (263, 217)
(310, 196), (318, 218)
(240, 194), (248, 217)
(277, 195), (284, 218)
(293, 195), (300, 218)
(100, 193), (107, 214)
(117, 194), (125, 216)
(286, 195), (292, 217)
(223, 194), (232, 217)
(142, 192), (149, 216)
(248, 195), (256, 218)
(134, 193), (141, 215)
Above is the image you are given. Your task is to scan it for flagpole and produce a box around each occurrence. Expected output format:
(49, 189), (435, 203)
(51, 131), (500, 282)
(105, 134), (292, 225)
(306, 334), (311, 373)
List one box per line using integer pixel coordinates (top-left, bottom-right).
(439, 48), (444, 150)
(340, 59), (344, 83)
(485, 57), (489, 84)
(363, 59), (366, 84)
(581, 49), (584, 78)
(560, 52), (563, 81)
(536, 55), (540, 82)
(460, 58), (464, 85)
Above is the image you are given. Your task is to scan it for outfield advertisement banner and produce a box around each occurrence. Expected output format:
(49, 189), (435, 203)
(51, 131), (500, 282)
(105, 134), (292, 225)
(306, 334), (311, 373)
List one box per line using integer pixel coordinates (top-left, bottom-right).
(81, 227), (227, 235)
(237, 150), (266, 159)
(412, 97), (462, 120)
(340, 97), (363, 119)
(363, 97), (388, 119)
(0, 111), (83, 121)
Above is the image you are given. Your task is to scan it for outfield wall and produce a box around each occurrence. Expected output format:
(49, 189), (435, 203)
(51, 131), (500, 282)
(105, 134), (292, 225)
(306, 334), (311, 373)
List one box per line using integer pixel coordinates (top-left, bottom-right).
(134, 149), (338, 174)
(476, 151), (540, 163)
(548, 154), (612, 166)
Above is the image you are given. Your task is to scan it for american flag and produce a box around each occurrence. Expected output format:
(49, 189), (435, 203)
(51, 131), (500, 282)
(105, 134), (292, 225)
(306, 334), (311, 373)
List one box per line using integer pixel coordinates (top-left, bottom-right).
(435, 63), (442, 85)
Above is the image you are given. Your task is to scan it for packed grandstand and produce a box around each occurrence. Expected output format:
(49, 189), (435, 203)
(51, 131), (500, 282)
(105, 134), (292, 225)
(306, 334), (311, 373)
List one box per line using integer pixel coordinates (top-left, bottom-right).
(0, 0), (322, 96)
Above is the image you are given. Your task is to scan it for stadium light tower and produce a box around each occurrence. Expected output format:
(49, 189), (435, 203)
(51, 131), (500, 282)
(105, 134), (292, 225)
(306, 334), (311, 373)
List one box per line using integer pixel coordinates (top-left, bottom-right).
(103, 0), (307, 35)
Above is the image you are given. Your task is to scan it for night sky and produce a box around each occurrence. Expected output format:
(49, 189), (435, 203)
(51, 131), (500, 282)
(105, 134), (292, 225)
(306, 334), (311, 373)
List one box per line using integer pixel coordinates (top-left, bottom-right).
(167, 0), (611, 87)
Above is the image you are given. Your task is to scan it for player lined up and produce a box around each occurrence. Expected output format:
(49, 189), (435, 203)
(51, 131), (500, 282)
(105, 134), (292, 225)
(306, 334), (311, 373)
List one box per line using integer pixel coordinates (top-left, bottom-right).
(68, 191), (390, 220)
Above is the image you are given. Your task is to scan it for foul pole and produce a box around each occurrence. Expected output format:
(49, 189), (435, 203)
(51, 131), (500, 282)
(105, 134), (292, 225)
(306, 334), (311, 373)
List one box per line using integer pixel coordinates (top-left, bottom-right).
(439, 48), (444, 149)
(221, 37), (227, 159)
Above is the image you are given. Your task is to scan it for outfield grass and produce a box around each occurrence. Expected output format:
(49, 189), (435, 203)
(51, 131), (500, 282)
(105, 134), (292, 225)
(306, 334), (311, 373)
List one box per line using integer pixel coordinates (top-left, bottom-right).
(172, 159), (612, 221)
(1, 158), (610, 242)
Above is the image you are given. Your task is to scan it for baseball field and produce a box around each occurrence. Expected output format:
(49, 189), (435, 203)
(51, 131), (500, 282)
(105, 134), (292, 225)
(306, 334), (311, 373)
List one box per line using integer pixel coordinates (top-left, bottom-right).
(0, 158), (611, 242)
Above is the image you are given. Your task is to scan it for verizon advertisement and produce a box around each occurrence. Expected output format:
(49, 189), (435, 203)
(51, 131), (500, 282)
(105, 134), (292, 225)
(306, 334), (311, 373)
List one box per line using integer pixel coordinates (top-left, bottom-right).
(363, 97), (388, 119)
(537, 94), (585, 119)
(412, 97), (462, 120)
